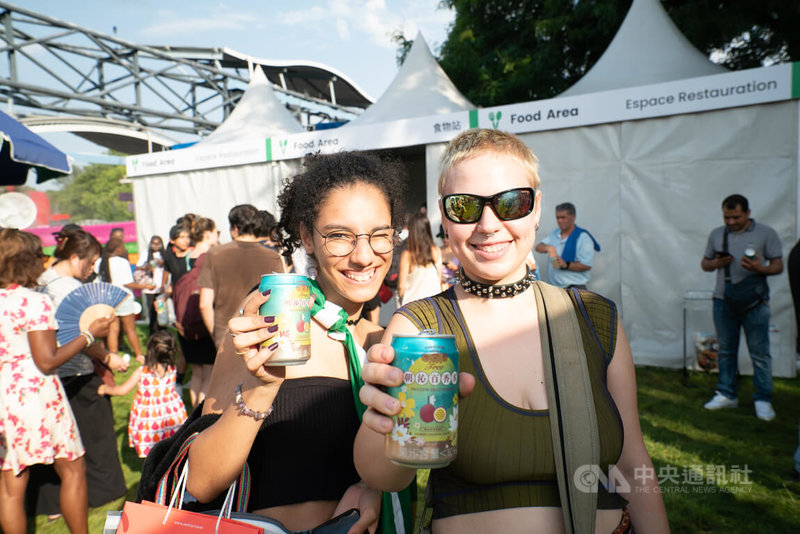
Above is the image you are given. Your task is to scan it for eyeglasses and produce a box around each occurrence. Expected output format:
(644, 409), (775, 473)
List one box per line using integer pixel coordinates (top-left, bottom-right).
(441, 187), (535, 224)
(313, 227), (400, 257)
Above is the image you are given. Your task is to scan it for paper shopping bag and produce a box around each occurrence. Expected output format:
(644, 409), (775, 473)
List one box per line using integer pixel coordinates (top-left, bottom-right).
(116, 500), (263, 534)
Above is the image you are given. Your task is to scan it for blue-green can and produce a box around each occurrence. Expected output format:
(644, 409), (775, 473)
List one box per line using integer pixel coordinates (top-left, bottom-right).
(258, 273), (312, 365)
(386, 330), (458, 468)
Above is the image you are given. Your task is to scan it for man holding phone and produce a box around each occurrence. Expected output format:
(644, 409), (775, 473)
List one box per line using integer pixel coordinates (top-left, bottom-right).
(701, 194), (783, 420)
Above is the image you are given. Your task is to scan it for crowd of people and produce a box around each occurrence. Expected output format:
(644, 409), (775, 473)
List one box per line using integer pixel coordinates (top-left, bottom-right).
(2, 127), (799, 533)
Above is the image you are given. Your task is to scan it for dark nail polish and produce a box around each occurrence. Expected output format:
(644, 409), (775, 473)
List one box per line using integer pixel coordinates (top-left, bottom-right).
(262, 289), (272, 297)
(268, 324), (279, 333)
(268, 342), (279, 351)
(263, 316), (275, 323)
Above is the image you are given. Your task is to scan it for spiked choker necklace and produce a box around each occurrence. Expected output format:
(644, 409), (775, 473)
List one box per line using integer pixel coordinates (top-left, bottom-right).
(458, 267), (536, 298)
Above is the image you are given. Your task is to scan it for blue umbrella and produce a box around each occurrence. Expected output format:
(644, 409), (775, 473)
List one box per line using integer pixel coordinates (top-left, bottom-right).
(0, 110), (72, 185)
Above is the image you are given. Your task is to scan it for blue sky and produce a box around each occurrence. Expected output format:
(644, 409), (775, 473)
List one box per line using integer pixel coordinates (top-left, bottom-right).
(21, 0), (454, 100)
(17, 0), (455, 169)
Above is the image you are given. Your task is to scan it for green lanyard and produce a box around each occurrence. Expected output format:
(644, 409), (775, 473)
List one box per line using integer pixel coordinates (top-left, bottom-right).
(307, 279), (367, 417)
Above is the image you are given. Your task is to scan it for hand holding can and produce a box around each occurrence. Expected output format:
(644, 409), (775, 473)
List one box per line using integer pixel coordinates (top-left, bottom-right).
(258, 274), (313, 366)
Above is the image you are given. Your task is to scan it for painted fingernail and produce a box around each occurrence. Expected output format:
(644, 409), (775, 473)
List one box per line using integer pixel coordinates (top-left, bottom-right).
(261, 289), (272, 297)
(386, 398), (398, 411)
(268, 342), (279, 351)
(268, 324), (279, 333)
(263, 316), (275, 323)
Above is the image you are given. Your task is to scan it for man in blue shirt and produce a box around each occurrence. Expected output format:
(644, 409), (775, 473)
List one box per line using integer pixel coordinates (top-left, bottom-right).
(534, 202), (600, 289)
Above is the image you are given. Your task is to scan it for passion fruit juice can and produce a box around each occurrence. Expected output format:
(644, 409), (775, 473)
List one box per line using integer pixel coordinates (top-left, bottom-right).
(386, 331), (458, 468)
(258, 273), (312, 365)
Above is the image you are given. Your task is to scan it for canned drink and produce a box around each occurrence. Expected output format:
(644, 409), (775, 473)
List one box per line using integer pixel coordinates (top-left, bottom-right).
(385, 331), (458, 468)
(258, 273), (313, 365)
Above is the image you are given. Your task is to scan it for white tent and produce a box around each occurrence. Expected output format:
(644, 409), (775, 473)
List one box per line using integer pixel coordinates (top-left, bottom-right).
(561, 0), (726, 96)
(131, 66), (304, 246)
(347, 32), (473, 126)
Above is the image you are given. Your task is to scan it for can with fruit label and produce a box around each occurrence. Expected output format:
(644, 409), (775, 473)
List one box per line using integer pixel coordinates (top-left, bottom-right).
(386, 330), (458, 468)
(258, 273), (313, 365)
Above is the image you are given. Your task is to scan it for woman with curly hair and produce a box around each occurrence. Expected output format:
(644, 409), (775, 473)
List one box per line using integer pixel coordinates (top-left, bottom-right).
(0, 229), (113, 534)
(137, 151), (413, 533)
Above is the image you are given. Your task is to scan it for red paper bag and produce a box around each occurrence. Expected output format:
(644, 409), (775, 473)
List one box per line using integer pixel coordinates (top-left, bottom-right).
(117, 500), (263, 534)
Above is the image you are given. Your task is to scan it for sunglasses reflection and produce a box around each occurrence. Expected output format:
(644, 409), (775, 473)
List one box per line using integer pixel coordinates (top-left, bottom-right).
(442, 187), (535, 223)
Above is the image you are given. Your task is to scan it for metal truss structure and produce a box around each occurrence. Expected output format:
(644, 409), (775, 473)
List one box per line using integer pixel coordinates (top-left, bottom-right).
(0, 2), (373, 153)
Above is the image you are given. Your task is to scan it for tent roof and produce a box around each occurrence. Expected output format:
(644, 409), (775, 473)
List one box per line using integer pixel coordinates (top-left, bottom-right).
(149, 45), (373, 109)
(218, 48), (374, 108)
(347, 32), (473, 126)
(199, 66), (305, 146)
(560, 0), (726, 97)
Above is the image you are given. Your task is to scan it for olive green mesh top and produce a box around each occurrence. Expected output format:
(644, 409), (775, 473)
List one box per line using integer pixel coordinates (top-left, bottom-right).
(398, 285), (627, 518)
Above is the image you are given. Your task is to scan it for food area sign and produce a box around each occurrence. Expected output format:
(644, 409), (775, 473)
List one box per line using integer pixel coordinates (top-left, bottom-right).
(127, 62), (797, 176)
(473, 62), (796, 135)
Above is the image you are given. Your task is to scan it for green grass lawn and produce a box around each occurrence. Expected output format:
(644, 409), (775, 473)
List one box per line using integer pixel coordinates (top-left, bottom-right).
(31, 357), (800, 533)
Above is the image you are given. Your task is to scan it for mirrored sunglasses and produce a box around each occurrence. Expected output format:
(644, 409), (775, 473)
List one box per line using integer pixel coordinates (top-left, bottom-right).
(441, 187), (535, 224)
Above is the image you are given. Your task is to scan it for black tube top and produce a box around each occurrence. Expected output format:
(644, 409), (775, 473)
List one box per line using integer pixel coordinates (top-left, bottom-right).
(246, 376), (361, 510)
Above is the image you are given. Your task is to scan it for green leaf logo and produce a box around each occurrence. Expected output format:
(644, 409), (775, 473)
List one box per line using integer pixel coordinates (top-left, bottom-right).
(489, 111), (502, 129)
(280, 139), (288, 153)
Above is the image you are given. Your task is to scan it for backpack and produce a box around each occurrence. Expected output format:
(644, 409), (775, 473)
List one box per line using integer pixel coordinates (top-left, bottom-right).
(172, 254), (208, 340)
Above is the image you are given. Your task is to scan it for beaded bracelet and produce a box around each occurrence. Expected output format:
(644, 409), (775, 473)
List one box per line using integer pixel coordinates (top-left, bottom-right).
(234, 383), (273, 421)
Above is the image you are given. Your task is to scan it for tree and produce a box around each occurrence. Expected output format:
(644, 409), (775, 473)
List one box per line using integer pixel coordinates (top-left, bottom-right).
(664, 0), (798, 70)
(431, 0), (799, 107)
(49, 162), (132, 223)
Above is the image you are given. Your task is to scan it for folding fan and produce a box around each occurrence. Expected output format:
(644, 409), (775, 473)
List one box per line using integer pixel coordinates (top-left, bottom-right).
(55, 282), (129, 345)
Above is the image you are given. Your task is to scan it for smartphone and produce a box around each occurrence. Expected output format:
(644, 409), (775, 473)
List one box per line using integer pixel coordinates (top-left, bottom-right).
(715, 251), (731, 258)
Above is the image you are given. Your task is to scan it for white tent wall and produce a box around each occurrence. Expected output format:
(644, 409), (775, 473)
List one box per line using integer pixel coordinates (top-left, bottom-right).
(132, 160), (300, 252)
(618, 102), (796, 376)
(422, 100), (797, 375)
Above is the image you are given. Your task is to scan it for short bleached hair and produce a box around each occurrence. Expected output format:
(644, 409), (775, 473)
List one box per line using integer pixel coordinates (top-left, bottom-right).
(438, 129), (540, 194)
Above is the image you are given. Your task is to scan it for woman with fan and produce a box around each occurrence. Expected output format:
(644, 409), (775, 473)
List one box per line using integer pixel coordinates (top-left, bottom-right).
(29, 226), (129, 518)
(0, 228), (114, 534)
(138, 152), (412, 534)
